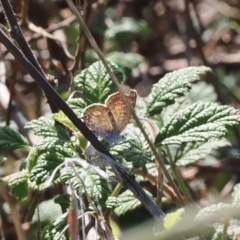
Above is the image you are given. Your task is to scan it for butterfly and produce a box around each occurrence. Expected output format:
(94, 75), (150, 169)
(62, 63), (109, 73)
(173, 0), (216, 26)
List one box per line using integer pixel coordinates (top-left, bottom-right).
(82, 90), (137, 143)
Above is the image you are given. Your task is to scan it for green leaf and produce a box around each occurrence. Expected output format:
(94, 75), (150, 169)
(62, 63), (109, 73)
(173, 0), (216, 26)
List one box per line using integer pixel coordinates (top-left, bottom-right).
(113, 189), (152, 216)
(196, 203), (240, 224)
(41, 212), (68, 240)
(25, 117), (70, 141)
(0, 126), (28, 151)
(186, 81), (217, 103)
(8, 171), (29, 201)
(170, 139), (231, 166)
(155, 102), (240, 146)
(112, 125), (152, 168)
(105, 17), (149, 44)
(53, 112), (79, 132)
(74, 60), (124, 104)
(106, 52), (144, 77)
(146, 66), (212, 116)
(26, 147), (42, 171)
(66, 98), (87, 115)
(28, 146), (75, 190)
(54, 194), (70, 209)
(164, 208), (185, 230)
(60, 167), (110, 205)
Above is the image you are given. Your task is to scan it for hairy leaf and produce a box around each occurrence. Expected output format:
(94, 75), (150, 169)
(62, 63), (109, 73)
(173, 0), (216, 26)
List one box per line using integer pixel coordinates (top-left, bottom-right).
(41, 212), (68, 240)
(146, 66), (212, 116)
(8, 171), (29, 201)
(0, 126), (28, 151)
(170, 139), (231, 166)
(28, 146), (75, 190)
(74, 60), (124, 104)
(112, 125), (152, 168)
(155, 102), (240, 146)
(66, 98), (87, 115)
(60, 167), (110, 205)
(113, 189), (152, 216)
(196, 203), (240, 224)
(25, 117), (70, 142)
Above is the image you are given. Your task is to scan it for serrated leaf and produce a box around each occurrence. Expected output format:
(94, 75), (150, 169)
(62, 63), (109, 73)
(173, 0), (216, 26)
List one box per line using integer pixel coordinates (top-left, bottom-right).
(66, 97), (87, 115)
(8, 172), (29, 201)
(155, 102), (240, 146)
(146, 66), (212, 116)
(196, 203), (240, 224)
(105, 196), (118, 209)
(41, 212), (68, 240)
(25, 117), (70, 140)
(60, 167), (110, 204)
(74, 60), (124, 104)
(164, 208), (185, 230)
(113, 189), (152, 216)
(0, 126), (28, 151)
(26, 147), (42, 171)
(171, 139), (231, 166)
(112, 125), (152, 168)
(28, 146), (75, 190)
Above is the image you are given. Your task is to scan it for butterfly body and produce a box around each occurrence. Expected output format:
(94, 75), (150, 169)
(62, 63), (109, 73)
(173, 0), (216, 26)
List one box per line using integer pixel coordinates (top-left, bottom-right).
(82, 90), (137, 143)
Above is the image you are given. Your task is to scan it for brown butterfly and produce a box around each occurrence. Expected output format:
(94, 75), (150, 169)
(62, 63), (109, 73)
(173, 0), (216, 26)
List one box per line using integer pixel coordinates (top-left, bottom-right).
(82, 90), (137, 143)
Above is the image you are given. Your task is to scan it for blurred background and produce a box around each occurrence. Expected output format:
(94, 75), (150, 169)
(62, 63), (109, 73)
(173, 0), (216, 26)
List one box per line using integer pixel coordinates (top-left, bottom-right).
(1, 0), (240, 239)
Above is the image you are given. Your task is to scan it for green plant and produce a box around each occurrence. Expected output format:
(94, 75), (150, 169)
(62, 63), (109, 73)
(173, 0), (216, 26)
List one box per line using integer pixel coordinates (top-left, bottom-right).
(1, 62), (240, 240)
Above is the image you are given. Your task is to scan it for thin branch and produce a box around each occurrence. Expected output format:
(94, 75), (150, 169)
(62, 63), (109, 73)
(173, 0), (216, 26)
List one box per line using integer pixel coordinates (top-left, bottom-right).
(66, 0), (184, 205)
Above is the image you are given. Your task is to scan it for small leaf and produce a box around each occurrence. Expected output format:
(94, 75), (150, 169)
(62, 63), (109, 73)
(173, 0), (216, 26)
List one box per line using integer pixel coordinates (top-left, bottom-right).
(146, 66), (212, 116)
(195, 203), (240, 223)
(60, 167), (110, 205)
(105, 17), (149, 43)
(106, 52), (144, 76)
(8, 171), (29, 201)
(0, 126), (28, 151)
(113, 189), (152, 216)
(172, 139), (231, 166)
(74, 60), (124, 104)
(28, 146), (75, 190)
(41, 212), (68, 240)
(155, 102), (240, 146)
(25, 148), (41, 171)
(53, 112), (79, 132)
(164, 208), (185, 230)
(25, 117), (70, 141)
(66, 98), (87, 115)
(112, 125), (152, 168)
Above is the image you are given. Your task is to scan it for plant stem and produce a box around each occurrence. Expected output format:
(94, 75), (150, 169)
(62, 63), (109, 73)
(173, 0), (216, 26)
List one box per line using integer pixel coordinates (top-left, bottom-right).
(171, 164), (193, 203)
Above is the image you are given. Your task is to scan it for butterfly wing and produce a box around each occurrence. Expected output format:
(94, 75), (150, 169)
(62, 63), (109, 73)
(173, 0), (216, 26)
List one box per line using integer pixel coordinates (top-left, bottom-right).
(82, 104), (115, 134)
(106, 89), (137, 133)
